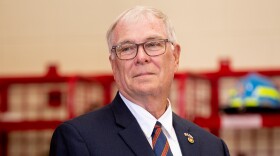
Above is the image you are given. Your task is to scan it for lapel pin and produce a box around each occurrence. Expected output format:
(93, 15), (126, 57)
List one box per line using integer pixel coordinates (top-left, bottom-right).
(184, 133), (195, 144)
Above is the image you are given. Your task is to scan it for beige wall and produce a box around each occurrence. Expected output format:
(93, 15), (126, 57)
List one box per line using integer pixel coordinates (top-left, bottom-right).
(1, 0), (280, 75)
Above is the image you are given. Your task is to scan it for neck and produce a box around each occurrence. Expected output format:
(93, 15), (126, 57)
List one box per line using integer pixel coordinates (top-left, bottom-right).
(120, 91), (169, 119)
(145, 99), (169, 119)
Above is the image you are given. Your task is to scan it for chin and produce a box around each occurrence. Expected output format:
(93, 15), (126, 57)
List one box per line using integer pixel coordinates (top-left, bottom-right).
(135, 86), (160, 96)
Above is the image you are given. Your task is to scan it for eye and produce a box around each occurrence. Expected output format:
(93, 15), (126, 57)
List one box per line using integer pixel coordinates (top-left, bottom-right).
(116, 44), (137, 57)
(146, 41), (159, 47)
(117, 44), (136, 53)
(145, 41), (164, 49)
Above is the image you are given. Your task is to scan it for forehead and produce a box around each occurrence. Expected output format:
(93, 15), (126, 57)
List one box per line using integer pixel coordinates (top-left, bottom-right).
(112, 16), (167, 44)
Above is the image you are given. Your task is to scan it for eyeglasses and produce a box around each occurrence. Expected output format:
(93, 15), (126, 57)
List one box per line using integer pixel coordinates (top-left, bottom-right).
(111, 39), (172, 60)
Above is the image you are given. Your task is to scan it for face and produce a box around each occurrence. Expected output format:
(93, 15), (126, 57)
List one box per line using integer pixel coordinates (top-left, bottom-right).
(109, 16), (180, 101)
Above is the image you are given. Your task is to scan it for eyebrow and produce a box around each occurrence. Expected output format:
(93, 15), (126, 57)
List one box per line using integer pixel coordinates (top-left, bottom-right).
(117, 40), (134, 45)
(115, 36), (165, 46)
(145, 36), (163, 41)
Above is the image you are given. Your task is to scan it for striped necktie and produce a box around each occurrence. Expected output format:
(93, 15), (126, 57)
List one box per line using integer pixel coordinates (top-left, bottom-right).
(152, 121), (173, 156)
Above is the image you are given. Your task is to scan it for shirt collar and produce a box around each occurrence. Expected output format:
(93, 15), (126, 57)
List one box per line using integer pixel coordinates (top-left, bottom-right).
(119, 92), (174, 141)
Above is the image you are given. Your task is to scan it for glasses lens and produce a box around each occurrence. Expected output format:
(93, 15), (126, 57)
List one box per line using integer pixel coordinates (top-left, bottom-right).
(144, 40), (166, 56)
(116, 43), (137, 60)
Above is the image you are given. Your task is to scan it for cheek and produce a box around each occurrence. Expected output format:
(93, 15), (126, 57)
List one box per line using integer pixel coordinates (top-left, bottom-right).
(163, 54), (176, 70)
(113, 62), (131, 86)
(160, 56), (177, 82)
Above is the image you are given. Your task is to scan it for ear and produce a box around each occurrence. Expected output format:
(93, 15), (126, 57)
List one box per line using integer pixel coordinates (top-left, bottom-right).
(109, 54), (115, 72)
(173, 44), (181, 70)
(109, 54), (117, 80)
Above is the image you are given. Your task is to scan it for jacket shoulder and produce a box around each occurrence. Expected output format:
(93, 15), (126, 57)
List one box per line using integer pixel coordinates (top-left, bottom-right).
(65, 104), (114, 131)
(173, 113), (218, 139)
(173, 114), (230, 155)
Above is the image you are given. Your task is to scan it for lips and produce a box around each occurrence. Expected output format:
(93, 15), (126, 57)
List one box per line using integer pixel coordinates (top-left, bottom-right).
(133, 72), (155, 78)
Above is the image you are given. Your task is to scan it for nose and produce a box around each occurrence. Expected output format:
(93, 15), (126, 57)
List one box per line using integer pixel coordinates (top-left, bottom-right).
(135, 45), (150, 63)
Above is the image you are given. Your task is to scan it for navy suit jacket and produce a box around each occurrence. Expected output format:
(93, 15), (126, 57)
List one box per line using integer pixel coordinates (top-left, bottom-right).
(50, 93), (230, 156)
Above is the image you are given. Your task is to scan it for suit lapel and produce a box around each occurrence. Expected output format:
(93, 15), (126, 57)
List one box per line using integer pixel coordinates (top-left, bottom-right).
(111, 93), (154, 156)
(119, 122), (154, 156)
(173, 114), (200, 156)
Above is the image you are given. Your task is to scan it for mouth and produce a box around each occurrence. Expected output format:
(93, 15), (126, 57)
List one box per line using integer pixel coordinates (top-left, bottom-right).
(133, 72), (155, 78)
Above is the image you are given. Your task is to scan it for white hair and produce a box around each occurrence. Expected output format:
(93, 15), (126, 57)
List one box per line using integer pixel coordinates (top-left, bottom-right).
(106, 6), (177, 51)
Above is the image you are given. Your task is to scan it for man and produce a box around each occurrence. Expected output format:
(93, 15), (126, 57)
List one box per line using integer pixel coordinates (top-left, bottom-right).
(50, 6), (230, 156)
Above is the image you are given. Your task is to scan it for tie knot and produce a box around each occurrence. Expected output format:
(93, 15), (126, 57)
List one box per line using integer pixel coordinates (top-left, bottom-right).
(155, 121), (162, 128)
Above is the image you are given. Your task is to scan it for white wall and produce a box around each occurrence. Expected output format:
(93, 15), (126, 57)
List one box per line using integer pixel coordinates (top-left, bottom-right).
(1, 0), (280, 75)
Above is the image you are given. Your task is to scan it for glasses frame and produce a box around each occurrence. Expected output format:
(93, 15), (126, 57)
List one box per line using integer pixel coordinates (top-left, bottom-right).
(111, 39), (173, 60)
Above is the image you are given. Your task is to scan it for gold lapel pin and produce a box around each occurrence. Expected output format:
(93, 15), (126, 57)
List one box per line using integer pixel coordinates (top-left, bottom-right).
(184, 133), (194, 144)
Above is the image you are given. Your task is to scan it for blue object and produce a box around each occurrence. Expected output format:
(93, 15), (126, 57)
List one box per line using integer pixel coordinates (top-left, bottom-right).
(228, 73), (280, 108)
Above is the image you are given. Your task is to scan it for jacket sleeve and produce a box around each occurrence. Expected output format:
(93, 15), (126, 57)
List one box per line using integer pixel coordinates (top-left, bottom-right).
(49, 122), (90, 156)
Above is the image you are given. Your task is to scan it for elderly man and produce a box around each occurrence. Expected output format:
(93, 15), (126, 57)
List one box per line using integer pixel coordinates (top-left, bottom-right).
(50, 6), (230, 156)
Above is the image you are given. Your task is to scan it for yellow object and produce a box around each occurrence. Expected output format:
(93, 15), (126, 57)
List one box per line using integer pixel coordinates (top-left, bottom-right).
(244, 98), (258, 107)
(255, 86), (280, 100)
(230, 98), (243, 108)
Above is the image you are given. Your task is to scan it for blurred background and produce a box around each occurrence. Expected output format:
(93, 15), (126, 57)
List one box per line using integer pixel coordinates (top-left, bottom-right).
(0, 0), (280, 156)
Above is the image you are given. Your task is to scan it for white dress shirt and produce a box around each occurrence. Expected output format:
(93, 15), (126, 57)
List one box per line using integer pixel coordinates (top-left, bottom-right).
(119, 93), (182, 156)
